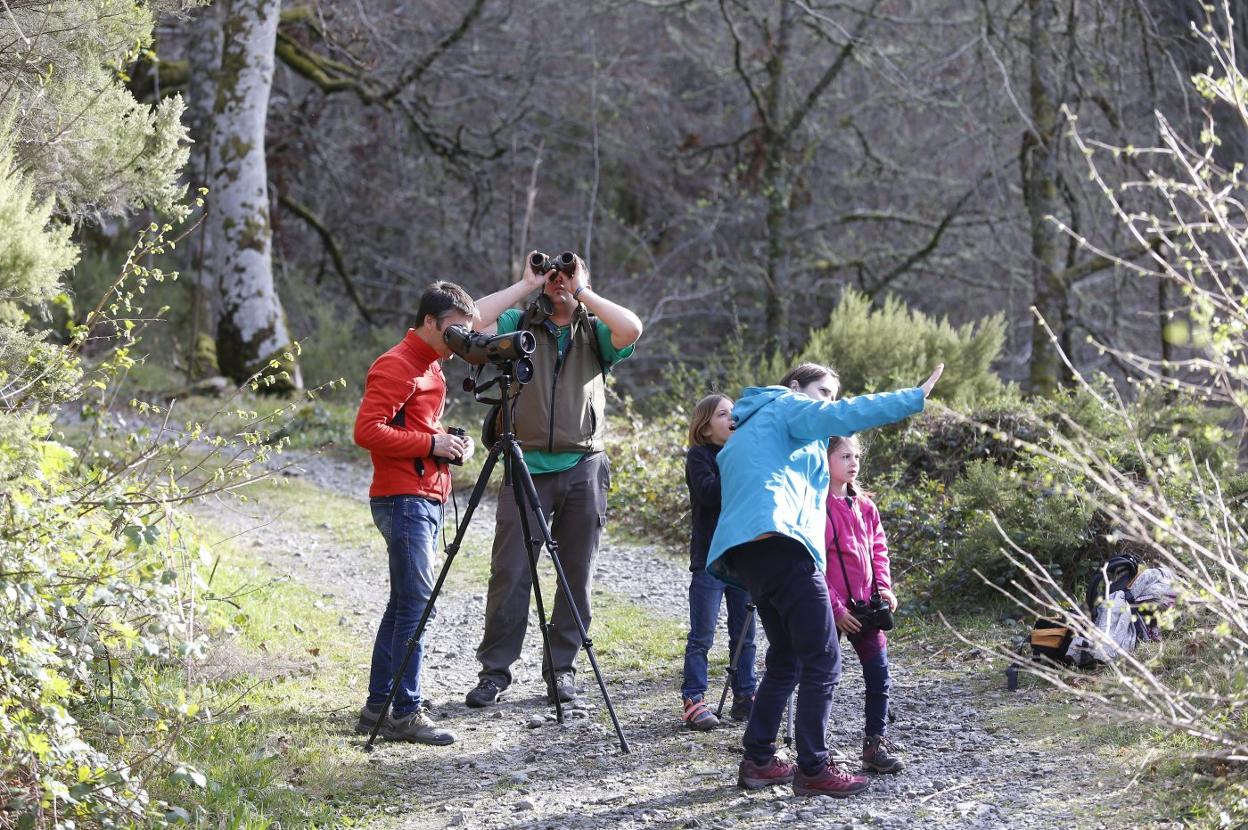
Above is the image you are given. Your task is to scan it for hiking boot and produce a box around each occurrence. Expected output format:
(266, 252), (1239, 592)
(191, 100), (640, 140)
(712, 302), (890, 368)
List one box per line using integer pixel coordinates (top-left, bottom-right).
(729, 693), (753, 722)
(465, 678), (504, 708)
(546, 672), (577, 704)
(862, 734), (905, 773)
(792, 759), (870, 797)
(737, 756), (796, 790)
(682, 698), (719, 731)
(380, 710), (456, 745)
(355, 704), (384, 735)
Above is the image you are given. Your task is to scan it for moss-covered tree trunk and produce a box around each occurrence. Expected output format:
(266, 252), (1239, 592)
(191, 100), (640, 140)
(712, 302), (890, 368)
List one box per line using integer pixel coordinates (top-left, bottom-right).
(207, 0), (301, 391)
(1025, 0), (1064, 397)
(761, 0), (794, 356)
(188, 3), (222, 381)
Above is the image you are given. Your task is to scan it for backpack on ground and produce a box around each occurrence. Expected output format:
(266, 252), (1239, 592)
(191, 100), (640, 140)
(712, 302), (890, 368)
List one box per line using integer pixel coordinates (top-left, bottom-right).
(1028, 618), (1074, 665)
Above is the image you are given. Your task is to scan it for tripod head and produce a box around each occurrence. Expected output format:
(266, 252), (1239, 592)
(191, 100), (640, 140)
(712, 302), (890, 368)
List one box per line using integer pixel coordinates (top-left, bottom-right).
(457, 344), (534, 450)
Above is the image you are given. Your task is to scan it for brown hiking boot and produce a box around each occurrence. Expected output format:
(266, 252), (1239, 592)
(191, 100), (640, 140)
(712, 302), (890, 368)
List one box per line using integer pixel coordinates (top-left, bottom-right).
(380, 710), (456, 745)
(737, 756), (796, 789)
(728, 693), (753, 721)
(792, 759), (870, 797)
(862, 734), (905, 773)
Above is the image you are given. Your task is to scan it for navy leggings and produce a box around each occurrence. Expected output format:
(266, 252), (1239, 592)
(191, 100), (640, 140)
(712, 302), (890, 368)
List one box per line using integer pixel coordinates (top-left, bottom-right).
(727, 537), (840, 775)
(842, 628), (891, 737)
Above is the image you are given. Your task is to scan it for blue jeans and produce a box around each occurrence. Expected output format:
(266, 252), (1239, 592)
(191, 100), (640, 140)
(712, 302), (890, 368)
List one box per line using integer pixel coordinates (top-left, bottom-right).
(728, 537), (841, 776)
(681, 568), (757, 701)
(367, 496), (442, 716)
(844, 629), (891, 737)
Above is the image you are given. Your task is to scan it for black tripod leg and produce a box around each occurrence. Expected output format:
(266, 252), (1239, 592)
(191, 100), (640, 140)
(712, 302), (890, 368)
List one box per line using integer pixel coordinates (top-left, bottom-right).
(508, 445), (630, 753)
(783, 692), (795, 748)
(715, 603), (756, 719)
(363, 444), (502, 752)
(505, 451), (563, 723)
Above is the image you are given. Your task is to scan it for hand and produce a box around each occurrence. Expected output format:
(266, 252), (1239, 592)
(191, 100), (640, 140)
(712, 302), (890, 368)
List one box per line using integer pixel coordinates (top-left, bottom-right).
(566, 253), (591, 301)
(920, 363), (944, 398)
(430, 431), (470, 462)
(835, 613), (862, 635)
(522, 250), (549, 291)
(879, 588), (898, 612)
(459, 435), (476, 463)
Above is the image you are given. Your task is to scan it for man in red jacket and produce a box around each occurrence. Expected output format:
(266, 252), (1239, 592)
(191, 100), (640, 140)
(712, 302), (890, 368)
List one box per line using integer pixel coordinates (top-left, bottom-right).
(352, 281), (476, 744)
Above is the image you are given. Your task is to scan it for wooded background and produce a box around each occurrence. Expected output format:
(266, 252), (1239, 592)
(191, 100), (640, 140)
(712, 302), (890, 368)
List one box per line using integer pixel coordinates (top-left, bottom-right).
(82, 0), (1242, 401)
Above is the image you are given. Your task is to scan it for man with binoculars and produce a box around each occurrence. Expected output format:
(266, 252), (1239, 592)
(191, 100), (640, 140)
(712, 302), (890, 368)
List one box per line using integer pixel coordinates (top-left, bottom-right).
(465, 250), (643, 707)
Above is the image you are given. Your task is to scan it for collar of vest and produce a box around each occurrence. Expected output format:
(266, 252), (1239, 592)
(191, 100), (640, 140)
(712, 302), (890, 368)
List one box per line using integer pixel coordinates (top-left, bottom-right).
(523, 298), (591, 333)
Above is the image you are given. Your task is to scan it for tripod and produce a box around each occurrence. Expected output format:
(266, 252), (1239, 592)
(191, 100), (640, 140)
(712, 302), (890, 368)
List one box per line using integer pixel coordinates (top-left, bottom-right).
(714, 603), (756, 720)
(714, 602), (796, 747)
(364, 365), (630, 753)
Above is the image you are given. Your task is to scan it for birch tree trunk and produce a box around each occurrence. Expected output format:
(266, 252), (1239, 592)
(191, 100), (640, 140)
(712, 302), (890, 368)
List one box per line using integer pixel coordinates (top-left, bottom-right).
(207, 0), (302, 391)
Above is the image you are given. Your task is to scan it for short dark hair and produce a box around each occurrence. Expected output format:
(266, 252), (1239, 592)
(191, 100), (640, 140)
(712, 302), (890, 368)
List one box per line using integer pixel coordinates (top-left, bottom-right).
(779, 362), (839, 391)
(415, 281), (476, 328)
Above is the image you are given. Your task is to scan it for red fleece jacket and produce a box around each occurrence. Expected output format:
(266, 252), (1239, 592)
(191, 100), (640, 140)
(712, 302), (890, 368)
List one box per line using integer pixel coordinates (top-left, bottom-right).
(354, 330), (451, 500)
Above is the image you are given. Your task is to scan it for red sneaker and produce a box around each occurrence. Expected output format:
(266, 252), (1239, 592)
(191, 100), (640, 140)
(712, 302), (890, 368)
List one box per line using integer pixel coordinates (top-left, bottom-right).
(737, 756), (796, 790)
(793, 759), (870, 797)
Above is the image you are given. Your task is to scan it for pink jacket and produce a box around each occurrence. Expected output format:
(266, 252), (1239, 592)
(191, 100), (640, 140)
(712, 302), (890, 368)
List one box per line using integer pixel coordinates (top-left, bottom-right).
(823, 492), (892, 621)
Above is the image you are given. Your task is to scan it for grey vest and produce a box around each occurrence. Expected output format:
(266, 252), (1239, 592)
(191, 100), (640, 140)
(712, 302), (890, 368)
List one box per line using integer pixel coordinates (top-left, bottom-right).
(512, 303), (607, 454)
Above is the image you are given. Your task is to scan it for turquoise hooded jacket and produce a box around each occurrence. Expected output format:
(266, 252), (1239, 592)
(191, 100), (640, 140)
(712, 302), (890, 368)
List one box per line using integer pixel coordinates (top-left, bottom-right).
(706, 385), (925, 587)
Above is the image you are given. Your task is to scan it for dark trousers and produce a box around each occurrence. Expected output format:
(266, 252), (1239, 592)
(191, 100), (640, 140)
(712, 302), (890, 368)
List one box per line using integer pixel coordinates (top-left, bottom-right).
(728, 536), (841, 775)
(476, 453), (610, 686)
(842, 629), (891, 738)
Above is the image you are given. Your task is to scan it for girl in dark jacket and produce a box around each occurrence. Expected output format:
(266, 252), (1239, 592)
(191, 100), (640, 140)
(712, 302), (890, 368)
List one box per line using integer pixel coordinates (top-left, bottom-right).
(681, 394), (757, 730)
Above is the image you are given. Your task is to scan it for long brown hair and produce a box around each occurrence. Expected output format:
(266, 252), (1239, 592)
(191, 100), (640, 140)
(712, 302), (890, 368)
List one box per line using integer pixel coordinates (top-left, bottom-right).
(687, 394), (731, 448)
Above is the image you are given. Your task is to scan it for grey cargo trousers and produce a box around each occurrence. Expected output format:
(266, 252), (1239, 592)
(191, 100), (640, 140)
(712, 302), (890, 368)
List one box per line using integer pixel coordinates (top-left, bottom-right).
(475, 452), (610, 687)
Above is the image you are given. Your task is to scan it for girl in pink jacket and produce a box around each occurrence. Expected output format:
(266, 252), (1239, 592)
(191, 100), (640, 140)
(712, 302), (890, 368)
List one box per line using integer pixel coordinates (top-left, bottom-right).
(824, 435), (904, 774)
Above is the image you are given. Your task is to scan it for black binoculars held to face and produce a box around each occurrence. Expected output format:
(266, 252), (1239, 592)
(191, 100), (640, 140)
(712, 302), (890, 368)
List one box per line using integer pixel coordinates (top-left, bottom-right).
(530, 251), (576, 275)
(443, 324), (536, 367)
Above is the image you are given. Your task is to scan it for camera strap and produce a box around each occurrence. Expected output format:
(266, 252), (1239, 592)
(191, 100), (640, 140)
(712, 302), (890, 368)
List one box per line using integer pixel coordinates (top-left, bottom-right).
(829, 497), (881, 603)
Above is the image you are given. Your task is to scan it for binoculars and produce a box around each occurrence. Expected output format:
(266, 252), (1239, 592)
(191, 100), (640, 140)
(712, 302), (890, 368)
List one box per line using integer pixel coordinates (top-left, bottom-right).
(847, 596), (894, 634)
(530, 251), (576, 275)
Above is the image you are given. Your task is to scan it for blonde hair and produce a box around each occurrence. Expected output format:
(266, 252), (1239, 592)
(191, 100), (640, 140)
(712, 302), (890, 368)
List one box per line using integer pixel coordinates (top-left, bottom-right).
(687, 394), (732, 448)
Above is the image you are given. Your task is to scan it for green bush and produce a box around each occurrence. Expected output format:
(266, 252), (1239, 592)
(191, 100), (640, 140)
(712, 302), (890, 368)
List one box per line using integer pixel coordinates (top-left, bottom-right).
(797, 289), (1006, 405)
(863, 382), (1238, 610)
(605, 407), (691, 549)
(650, 289), (1005, 416)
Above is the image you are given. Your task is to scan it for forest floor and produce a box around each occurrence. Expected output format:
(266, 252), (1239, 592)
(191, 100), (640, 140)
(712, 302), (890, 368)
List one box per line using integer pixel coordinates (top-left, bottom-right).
(185, 449), (1185, 830)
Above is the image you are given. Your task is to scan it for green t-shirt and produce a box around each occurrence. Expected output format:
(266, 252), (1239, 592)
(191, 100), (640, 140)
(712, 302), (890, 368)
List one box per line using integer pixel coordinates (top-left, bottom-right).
(496, 307), (635, 474)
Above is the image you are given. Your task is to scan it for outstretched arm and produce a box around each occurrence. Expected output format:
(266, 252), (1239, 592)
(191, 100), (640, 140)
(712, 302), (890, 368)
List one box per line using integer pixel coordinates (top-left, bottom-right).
(785, 364), (944, 441)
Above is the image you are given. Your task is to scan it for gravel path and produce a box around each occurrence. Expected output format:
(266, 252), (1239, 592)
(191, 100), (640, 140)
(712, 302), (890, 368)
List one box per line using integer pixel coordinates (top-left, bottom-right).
(192, 452), (1150, 830)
